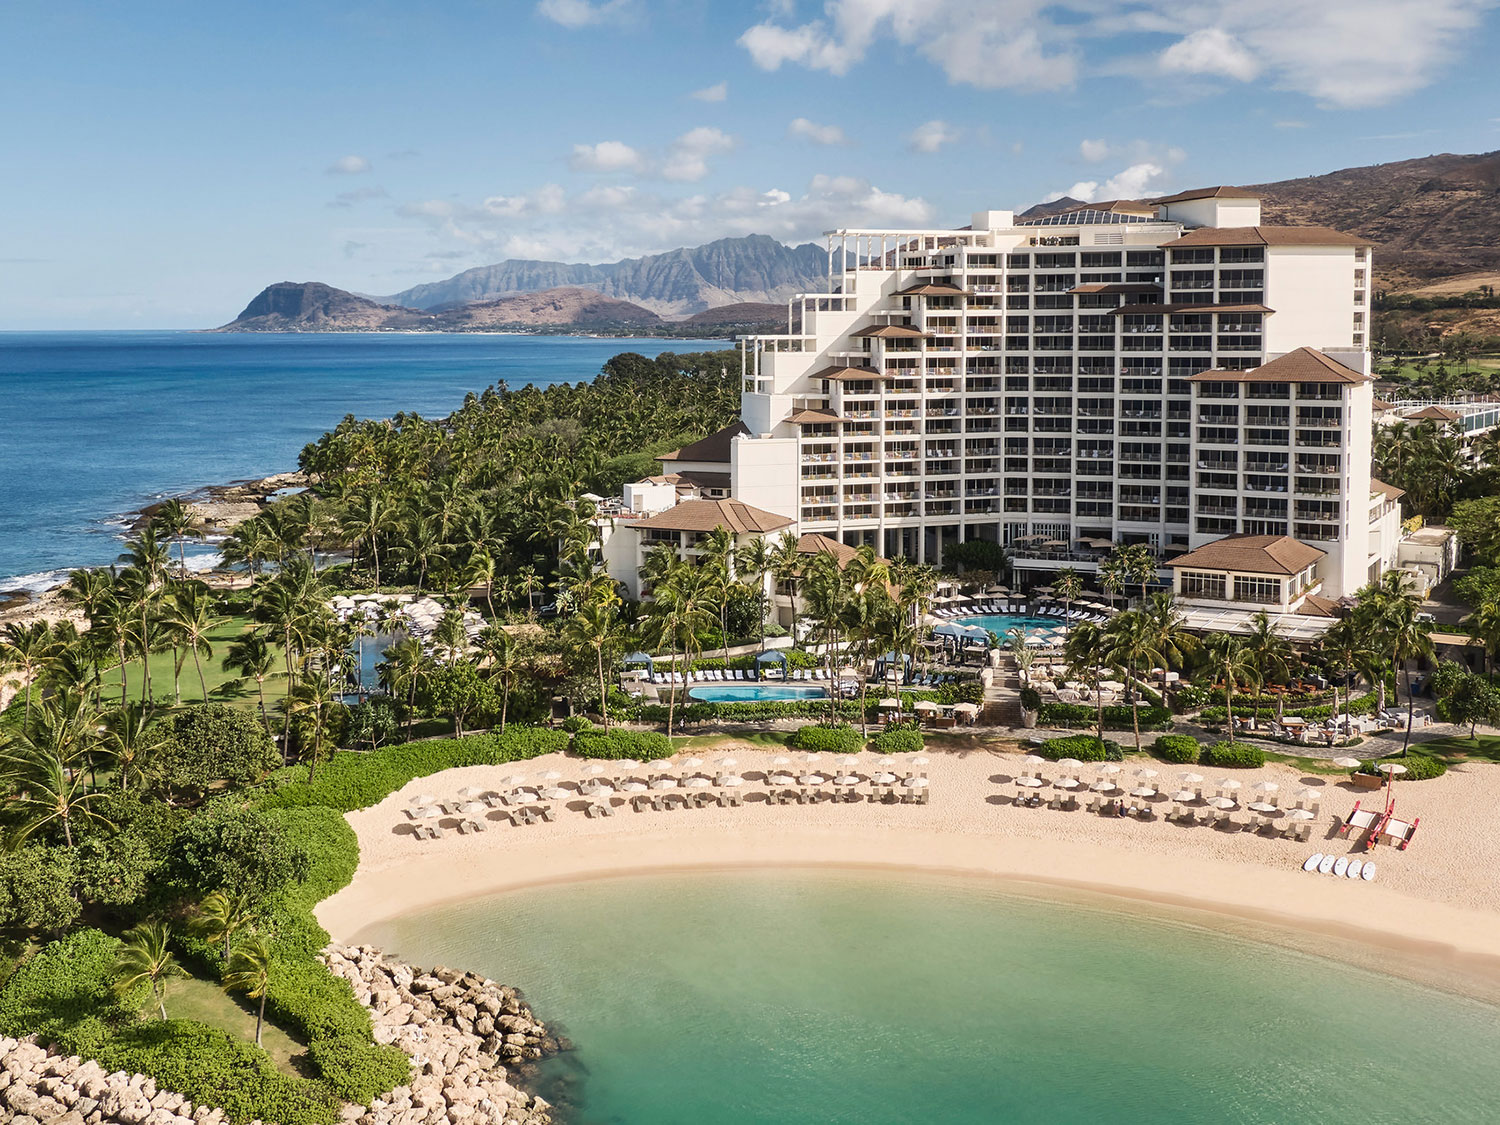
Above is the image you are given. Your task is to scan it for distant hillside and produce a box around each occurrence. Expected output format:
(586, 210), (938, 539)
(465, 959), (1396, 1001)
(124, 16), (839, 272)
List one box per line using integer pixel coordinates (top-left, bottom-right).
(216, 283), (662, 333)
(681, 302), (787, 331)
(386, 235), (827, 316)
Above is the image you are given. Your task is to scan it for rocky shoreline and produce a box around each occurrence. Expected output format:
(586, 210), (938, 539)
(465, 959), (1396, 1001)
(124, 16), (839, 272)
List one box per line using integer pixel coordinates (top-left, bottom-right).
(0, 944), (561, 1125)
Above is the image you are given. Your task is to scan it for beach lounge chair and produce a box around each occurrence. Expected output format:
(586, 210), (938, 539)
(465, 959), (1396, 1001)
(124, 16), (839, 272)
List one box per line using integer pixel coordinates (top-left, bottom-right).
(631, 794), (653, 812)
(1338, 801), (1384, 841)
(1376, 815), (1419, 850)
(458, 819), (485, 834)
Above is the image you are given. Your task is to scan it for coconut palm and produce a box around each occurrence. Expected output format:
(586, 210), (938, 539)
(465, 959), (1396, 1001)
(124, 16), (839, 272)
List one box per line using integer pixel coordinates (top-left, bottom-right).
(476, 625), (521, 732)
(100, 700), (164, 794)
(1316, 618), (1381, 733)
(151, 498), (202, 574)
(1355, 569), (1434, 754)
(1202, 632), (1257, 733)
(734, 536), (774, 646)
(194, 887), (258, 963)
(118, 525), (172, 589)
(0, 621), (63, 729)
(223, 933), (274, 1047)
(284, 671), (340, 781)
(701, 526), (739, 665)
(1052, 567), (1084, 644)
(219, 518), (274, 587)
(767, 530), (804, 641)
(566, 595), (625, 730)
(0, 692), (112, 847)
(1063, 621), (1108, 749)
(1101, 611), (1169, 753)
(114, 920), (185, 1021)
(377, 636), (425, 737)
(339, 489), (393, 590)
(1138, 592), (1200, 697)
(160, 582), (220, 702)
(1242, 610), (1292, 722)
(223, 633), (277, 736)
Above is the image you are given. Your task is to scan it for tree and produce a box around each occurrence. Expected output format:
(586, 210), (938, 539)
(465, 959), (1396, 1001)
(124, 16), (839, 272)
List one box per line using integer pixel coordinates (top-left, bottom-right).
(219, 518), (274, 587)
(224, 932), (274, 1047)
(339, 489), (393, 590)
(1242, 611), (1292, 722)
(0, 697), (113, 848)
(425, 661), (497, 738)
(344, 695), (400, 752)
(1202, 632), (1256, 733)
(1, 621), (66, 729)
(735, 536), (774, 647)
(767, 530), (804, 642)
(1435, 670), (1500, 737)
(566, 596), (624, 730)
(284, 672), (344, 779)
(193, 887), (258, 963)
(1101, 611), (1168, 753)
(147, 704), (279, 804)
(376, 636), (426, 737)
(1355, 570), (1435, 756)
(168, 804), (311, 904)
(151, 498), (203, 574)
(160, 582), (220, 702)
(0, 847), (81, 940)
(1450, 496), (1500, 567)
(223, 633), (277, 737)
(1139, 592), (1199, 696)
(114, 920), (185, 1021)
(1052, 567), (1084, 646)
(1063, 621), (1108, 747)
(100, 701), (166, 794)
(702, 526), (739, 665)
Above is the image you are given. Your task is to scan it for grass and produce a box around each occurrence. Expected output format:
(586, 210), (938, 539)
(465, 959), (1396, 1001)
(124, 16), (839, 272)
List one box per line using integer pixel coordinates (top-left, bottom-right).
(669, 730), (791, 751)
(1413, 733), (1500, 765)
(98, 614), (288, 712)
(160, 975), (311, 1079)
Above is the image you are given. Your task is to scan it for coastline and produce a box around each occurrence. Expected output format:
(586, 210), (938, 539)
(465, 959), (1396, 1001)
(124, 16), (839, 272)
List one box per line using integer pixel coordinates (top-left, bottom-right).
(318, 746), (1500, 1005)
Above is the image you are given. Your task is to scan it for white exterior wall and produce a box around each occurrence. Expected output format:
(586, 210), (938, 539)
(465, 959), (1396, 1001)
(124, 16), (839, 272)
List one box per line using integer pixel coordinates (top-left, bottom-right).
(1160, 198), (1261, 228)
(1264, 247), (1363, 354)
(730, 434), (800, 519)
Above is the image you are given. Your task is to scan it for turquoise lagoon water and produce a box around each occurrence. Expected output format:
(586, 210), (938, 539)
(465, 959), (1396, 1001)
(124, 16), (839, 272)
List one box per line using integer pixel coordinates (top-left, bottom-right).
(0, 332), (714, 590)
(958, 613), (1068, 638)
(358, 869), (1500, 1123)
(687, 684), (828, 703)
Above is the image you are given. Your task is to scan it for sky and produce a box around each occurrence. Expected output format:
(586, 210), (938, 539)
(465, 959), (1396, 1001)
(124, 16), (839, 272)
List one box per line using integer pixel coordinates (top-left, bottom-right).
(3, 0), (1499, 329)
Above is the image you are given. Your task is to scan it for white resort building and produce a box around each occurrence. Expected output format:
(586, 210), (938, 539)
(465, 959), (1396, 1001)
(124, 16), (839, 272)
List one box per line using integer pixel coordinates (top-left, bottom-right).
(593, 187), (1447, 625)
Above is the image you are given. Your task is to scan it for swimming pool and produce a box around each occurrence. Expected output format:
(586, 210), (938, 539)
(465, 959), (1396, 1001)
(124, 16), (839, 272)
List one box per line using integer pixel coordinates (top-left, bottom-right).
(687, 684), (829, 703)
(956, 614), (1069, 640)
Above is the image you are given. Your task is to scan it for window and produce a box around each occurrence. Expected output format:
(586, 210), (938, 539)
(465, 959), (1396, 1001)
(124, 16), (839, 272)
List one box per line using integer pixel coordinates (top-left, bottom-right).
(1233, 576), (1282, 605)
(1181, 571), (1226, 599)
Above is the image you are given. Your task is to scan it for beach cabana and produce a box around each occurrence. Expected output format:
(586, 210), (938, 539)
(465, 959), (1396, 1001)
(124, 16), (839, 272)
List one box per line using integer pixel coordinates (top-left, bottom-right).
(623, 651), (655, 681)
(755, 649), (789, 680)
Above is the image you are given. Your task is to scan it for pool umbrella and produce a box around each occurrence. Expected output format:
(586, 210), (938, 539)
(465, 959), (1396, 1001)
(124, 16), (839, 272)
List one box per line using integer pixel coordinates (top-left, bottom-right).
(621, 781), (648, 792)
(1218, 779), (1242, 791)
(684, 776), (713, 788)
(1097, 763), (1122, 776)
(718, 774), (745, 787)
(1331, 756), (1362, 769)
(904, 776), (929, 788)
(1090, 779), (1117, 792)
(872, 771), (898, 784)
(913, 700), (940, 713)
(879, 697), (900, 709)
(1251, 781), (1279, 794)
(1130, 786), (1156, 798)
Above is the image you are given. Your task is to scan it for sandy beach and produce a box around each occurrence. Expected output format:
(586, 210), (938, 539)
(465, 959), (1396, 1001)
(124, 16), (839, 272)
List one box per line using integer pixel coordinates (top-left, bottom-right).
(317, 739), (1500, 998)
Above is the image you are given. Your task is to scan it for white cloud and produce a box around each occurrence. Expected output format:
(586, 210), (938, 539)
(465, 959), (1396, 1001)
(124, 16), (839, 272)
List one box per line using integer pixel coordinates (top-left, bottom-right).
(907, 119), (958, 154)
(739, 1), (1078, 90)
(1079, 138), (1111, 163)
(327, 155), (371, 175)
(737, 0), (1491, 109)
(569, 140), (645, 173)
(536, 0), (628, 28)
(788, 117), (849, 145)
(662, 126), (736, 182)
(393, 174), (933, 265)
(1160, 28), (1260, 82)
(1055, 162), (1172, 204)
(690, 81), (728, 102)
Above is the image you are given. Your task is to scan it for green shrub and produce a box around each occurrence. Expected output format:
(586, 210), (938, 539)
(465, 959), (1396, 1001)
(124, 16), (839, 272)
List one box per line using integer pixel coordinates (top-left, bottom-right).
(1018, 687), (1042, 713)
(871, 727), (924, 754)
(1151, 734), (1200, 764)
(1037, 702), (1172, 729)
(147, 704), (281, 804)
(572, 728), (673, 760)
(1357, 754), (1447, 781)
(1199, 741), (1265, 769)
(1036, 734), (1122, 762)
(787, 724), (864, 754)
(0, 928), (131, 1048)
(306, 1034), (412, 1104)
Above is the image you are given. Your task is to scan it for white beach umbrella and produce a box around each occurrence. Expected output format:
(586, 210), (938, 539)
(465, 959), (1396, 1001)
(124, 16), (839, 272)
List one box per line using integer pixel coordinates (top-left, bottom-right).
(1056, 757), (1084, 770)
(800, 774), (826, 786)
(649, 777), (678, 790)
(1296, 787), (1321, 802)
(1134, 767), (1159, 780)
(912, 756), (931, 767)
(497, 775), (524, 787)
(541, 770), (563, 781)
(1331, 756), (1362, 769)
(1023, 754), (1046, 765)
(412, 793), (438, 806)
(904, 776), (929, 788)
(718, 774), (744, 787)
(1177, 772), (1204, 784)
(769, 773), (796, 786)
(513, 787), (539, 801)
(1089, 779), (1117, 792)
(680, 757), (704, 770)
(1287, 808), (1315, 821)
(715, 756), (738, 768)
(802, 752), (823, 765)
(457, 786), (486, 800)
(417, 806), (443, 819)
(1208, 796), (1237, 810)
(872, 771), (898, 784)
(1129, 786), (1156, 798)
(1218, 779), (1243, 791)
(540, 786), (570, 801)
(1376, 762), (1408, 776)
(685, 776), (713, 788)
(834, 772), (860, 785)
(621, 781), (648, 792)
(879, 756), (896, 767)
(617, 760), (641, 771)
(1053, 777), (1080, 790)
(1097, 763), (1122, 776)
(457, 801), (488, 815)
(1016, 777), (1045, 788)
(773, 756), (792, 768)
(1251, 781), (1280, 794)
(587, 763), (607, 776)
(1170, 789), (1196, 802)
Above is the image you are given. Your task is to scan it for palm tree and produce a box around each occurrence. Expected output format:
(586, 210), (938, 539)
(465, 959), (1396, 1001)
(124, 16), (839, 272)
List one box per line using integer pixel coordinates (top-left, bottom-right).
(1202, 632), (1256, 734)
(1139, 592), (1200, 698)
(219, 518), (274, 587)
(767, 530), (804, 641)
(193, 887), (258, 962)
(100, 701), (164, 794)
(476, 625), (521, 732)
(1098, 550), (1128, 610)
(118, 525), (171, 589)
(1242, 611), (1291, 724)
(0, 621), (62, 729)
(223, 933), (274, 1047)
(161, 583), (220, 702)
(464, 548), (500, 620)
(1063, 621), (1108, 748)
(1052, 567), (1084, 645)
(566, 595), (625, 730)
(515, 565), (542, 618)
(734, 536), (774, 646)
(223, 633), (277, 736)
(339, 490), (393, 590)
(702, 526), (738, 665)
(0, 694), (113, 847)
(285, 671), (339, 781)
(377, 636), (426, 738)
(1101, 611), (1168, 753)
(1355, 569), (1434, 754)
(151, 498), (203, 574)
(1316, 618), (1381, 734)
(114, 921), (185, 1021)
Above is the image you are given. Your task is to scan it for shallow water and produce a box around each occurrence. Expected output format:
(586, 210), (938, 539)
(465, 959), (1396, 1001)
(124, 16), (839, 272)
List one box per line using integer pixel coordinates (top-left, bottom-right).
(359, 868), (1500, 1124)
(0, 331), (712, 588)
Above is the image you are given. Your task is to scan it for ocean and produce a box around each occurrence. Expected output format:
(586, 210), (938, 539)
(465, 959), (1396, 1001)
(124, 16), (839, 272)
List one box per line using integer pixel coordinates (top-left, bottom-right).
(0, 331), (717, 594)
(360, 868), (1500, 1124)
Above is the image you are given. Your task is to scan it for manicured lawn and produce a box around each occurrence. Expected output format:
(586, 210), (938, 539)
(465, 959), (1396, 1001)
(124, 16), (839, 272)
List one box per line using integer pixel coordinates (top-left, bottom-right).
(1415, 734), (1500, 764)
(670, 730), (791, 751)
(161, 974), (310, 1078)
(98, 614), (288, 711)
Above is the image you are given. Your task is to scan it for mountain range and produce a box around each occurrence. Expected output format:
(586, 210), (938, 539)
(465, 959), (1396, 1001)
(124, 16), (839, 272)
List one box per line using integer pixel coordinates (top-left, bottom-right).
(217, 151), (1500, 335)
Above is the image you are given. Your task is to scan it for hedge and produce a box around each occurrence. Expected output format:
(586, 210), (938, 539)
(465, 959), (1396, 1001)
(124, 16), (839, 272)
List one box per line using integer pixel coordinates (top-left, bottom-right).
(871, 727), (924, 754)
(786, 724), (865, 754)
(1194, 692), (1381, 726)
(1199, 741), (1265, 769)
(1035, 734), (1123, 762)
(1357, 754), (1447, 781)
(572, 729), (674, 761)
(1151, 734), (1200, 764)
(1037, 702), (1172, 730)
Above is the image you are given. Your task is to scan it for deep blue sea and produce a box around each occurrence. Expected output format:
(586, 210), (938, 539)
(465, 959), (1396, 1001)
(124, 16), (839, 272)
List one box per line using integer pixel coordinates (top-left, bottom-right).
(0, 332), (716, 593)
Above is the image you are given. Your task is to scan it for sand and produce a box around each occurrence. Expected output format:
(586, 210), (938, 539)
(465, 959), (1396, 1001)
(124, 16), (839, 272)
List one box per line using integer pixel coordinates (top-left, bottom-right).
(316, 739), (1500, 995)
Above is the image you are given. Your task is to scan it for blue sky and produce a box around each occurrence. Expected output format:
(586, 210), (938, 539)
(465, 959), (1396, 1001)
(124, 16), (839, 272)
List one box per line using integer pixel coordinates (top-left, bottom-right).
(3, 0), (1498, 329)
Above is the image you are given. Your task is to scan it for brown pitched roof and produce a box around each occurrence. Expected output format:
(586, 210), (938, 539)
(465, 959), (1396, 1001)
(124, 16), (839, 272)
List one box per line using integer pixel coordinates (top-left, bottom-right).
(658, 421), (750, 464)
(796, 532), (862, 568)
(1112, 302), (1273, 315)
(786, 408), (844, 425)
(630, 498), (794, 535)
(852, 323), (928, 338)
(811, 364), (889, 381)
(1150, 186), (1261, 205)
(1408, 405), (1462, 422)
(1053, 199), (1155, 216)
(1372, 398), (1394, 410)
(1168, 534), (1325, 576)
(1189, 347), (1370, 385)
(1162, 225), (1368, 248)
(1298, 594), (1341, 618)
(895, 282), (968, 296)
(646, 471), (732, 492)
(1070, 282), (1163, 295)
(1370, 478), (1406, 503)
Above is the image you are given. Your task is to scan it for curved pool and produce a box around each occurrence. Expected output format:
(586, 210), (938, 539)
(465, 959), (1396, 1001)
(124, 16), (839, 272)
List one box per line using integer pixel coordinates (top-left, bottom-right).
(957, 613), (1069, 639)
(687, 684), (828, 703)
